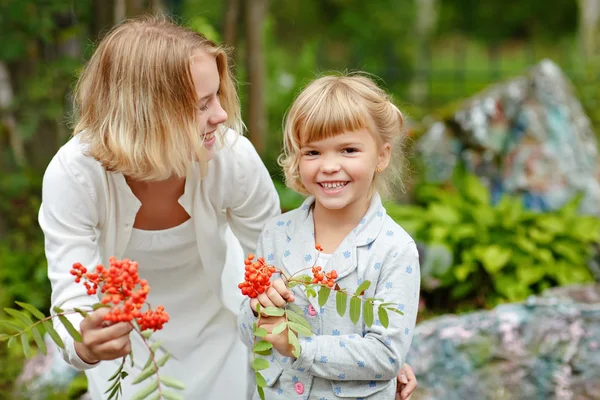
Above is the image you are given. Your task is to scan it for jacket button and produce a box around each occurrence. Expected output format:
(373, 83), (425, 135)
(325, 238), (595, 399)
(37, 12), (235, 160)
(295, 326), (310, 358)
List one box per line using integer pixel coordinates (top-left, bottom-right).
(307, 305), (317, 316)
(294, 382), (304, 394)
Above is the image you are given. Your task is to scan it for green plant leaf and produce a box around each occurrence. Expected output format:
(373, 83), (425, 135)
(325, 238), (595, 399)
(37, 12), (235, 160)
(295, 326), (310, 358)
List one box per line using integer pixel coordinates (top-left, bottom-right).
(157, 353), (171, 367)
(363, 301), (374, 327)
(336, 291), (347, 317)
(0, 333), (10, 341)
(254, 327), (268, 338)
(294, 274), (313, 283)
(31, 325), (47, 355)
(349, 296), (361, 325)
(42, 321), (65, 349)
(271, 322), (287, 335)
(58, 315), (82, 342)
(108, 363), (124, 381)
(252, 358), (269, 371)
(253, 340), (274, 352)
(4, 308), (35, 327)
(255, 372), (267, 388)
(106, 381), (121, 400)
(285, 309), (311, 331)
(131, 363), (157, 385)
(262, 306), (285, 317)
(131, 379), (158, 400)
(306, 288), (317, 298)
(355, 281), (371, 296)
(318, 286), (331, 307)
(73, 308), (89, 318)
(476, 245), (512, 275)
(387, 307), (404, 316)
(15, 301), (46, 320)
(161, 376), (185, 390)
(92, 303), (111, 310)
(21, 334), (31, 358)
(288, 321), (313, 337)
(0, 320), (24, 333)
(288, 329), (301, 358)
(258, 385), (265, 400)
(377, 307), (389, 328)
(162, 391), (184, 400)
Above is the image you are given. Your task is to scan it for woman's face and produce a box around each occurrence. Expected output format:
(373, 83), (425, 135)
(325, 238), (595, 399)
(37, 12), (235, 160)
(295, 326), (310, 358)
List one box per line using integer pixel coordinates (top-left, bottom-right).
(190, 52), (228, 160)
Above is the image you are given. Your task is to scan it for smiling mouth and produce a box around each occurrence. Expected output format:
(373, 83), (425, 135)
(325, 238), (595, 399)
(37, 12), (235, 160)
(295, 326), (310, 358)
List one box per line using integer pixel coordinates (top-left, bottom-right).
(319, 181), (348, 189)
(202, 131), (216, 142)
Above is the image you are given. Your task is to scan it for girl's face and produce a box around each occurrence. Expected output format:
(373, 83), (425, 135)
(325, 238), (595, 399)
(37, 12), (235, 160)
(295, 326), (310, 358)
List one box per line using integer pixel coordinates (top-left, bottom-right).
(298, 128), (391, 220)
(190, 52), (228, 160)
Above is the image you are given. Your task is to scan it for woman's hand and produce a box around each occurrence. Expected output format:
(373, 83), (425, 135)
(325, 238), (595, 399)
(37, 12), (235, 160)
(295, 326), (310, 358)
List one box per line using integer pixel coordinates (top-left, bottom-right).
(74, 307), (133, 364)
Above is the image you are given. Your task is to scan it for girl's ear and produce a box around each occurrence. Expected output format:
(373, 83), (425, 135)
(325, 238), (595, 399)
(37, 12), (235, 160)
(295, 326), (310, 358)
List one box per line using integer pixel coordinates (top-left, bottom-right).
(377, 142), (392, 171)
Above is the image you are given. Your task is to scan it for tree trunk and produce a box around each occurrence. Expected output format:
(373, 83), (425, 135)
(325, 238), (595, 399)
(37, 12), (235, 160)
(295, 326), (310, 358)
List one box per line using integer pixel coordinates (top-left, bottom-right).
(224, 0), (242, 46)
(579, 0), (600, 64)
(244, 0), (268, 154)
(0, 62), (26, 168)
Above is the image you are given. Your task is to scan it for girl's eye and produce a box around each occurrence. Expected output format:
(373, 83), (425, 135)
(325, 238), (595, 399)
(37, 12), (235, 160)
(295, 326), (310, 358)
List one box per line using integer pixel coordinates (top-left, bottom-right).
(304, 150), (319, 156)
(342, 147), (358, 154)
(199, 104), (209, 112)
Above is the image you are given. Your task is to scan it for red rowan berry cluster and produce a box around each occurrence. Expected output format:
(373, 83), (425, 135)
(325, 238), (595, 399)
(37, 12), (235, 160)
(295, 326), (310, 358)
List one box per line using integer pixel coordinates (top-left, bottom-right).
(238, 254), (277, 298)
(70, 257), (169, 331)
(311, 266), (338, 287)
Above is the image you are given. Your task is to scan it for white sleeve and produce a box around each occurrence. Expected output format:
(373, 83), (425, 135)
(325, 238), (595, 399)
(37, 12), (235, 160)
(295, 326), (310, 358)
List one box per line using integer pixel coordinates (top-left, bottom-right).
(38, 155), (102, 370)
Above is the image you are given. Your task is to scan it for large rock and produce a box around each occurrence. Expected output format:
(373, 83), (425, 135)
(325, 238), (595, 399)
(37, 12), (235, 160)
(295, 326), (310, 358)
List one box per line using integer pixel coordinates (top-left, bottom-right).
(406, 284), (600, 400)
(416, 59), (600, 216)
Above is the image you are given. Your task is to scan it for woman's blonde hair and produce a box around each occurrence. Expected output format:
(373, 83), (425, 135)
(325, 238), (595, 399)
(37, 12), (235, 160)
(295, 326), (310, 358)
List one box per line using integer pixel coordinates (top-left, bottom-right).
(72, 15), (242, 181)
(279, 73), (406, 197)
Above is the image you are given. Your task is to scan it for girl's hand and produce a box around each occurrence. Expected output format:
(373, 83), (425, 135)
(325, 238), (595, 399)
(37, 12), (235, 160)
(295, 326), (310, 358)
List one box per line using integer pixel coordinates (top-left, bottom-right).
(74, 307), (133, 364)
(250, 278), (295, 316)
(396, 363), (418, 400)
(259, 315), (296, 358)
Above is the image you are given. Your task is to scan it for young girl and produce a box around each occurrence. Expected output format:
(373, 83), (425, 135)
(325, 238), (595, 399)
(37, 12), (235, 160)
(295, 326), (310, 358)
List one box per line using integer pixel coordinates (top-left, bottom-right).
(238, 74), (420, 399)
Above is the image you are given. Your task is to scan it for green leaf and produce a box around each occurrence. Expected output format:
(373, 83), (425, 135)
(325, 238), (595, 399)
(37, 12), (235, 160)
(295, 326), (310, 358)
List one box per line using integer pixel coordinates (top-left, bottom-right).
(463, 173), (490, 205)
(295, 274), (313, 283)
(4, 308), (35, 327)
(131, 364), (157, 384)
(254, 327), (268, 338)
(306, 288), (317, 298)
(15, 302), (46, 320)
(285, 309), (311, 331)
(258, 385), (265, 400)
(108, 363), (124, 381)
(58, 315), (82, 342)
(150, 341), (164, 353)
(355, 281), (371, 296)
(288, 321), (313, 337)
(262, 307), (285, 317)
(107, 381), (121, 400)
(157, 353), (171, 367)
(253, 340), (274, 352)
(252, 358), (269, 371)
(141, 330), (154, 339)
(21, 334), (31, 358)
(73, 308), (89, 318)
(318, 286), (331, 307)
(254, 349), (272, 357)
(41, 320), (64, 349)
(8, 336), (16, 348)
(387, 307), (404, 316)
(161, 376), (185, 390)
(162, 391), (185, 400)
(0, 320), (24, 333)
(378, 307), (389, 328)
(92, 303), (111, 310)
(349, 296), (361, 325)
(31, 326), (47, 355)
(131, 379), (158, 400)
(0, 333), (10, 341)
(363, 301), (374, 328)
(288, 329), (301, 358)
(271, 322), (287, 335)
(255, 372), (267, 388)
(53, 306), (64, 314)
(476, 245), (512, 275)
(336, 291), (347, 317)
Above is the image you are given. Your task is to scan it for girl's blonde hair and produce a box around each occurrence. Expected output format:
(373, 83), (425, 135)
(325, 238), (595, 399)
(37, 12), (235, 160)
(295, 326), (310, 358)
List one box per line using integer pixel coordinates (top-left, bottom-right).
(72, 15), (242, 181)
(279, 73), (406, 197)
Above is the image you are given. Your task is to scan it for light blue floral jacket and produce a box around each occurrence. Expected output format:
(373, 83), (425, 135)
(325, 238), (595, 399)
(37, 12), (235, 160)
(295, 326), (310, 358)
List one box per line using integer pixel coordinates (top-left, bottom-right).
(238, 194), (420, 399)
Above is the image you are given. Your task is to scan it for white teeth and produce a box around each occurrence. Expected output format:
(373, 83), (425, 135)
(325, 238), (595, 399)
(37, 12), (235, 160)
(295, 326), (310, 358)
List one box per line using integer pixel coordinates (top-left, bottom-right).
(321, 182), (346, 189)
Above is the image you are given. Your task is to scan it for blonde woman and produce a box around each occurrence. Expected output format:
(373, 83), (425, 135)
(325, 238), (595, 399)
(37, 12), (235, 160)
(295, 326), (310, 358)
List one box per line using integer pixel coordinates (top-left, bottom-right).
(39, 16), (417, 399)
